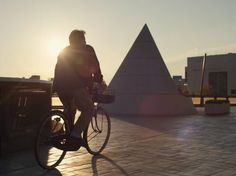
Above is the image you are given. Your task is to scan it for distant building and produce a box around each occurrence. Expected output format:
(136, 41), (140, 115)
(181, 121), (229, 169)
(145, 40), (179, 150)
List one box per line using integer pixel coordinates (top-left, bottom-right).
(29, 75), (40, 80)
(173, 75), (184, 85)
(186, 53), (236, 96)
(173, 75), (189, 95)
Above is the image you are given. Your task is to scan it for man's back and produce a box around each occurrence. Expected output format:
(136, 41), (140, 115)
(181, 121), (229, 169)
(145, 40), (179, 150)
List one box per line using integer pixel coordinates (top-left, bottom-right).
(53, 44), (101, 95)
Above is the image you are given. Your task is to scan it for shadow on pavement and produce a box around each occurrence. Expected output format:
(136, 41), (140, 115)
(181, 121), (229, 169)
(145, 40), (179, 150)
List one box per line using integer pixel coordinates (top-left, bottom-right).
(38, 168), (62, 176)
(0, 149), (63, 176)
(91, 154), (129, 176)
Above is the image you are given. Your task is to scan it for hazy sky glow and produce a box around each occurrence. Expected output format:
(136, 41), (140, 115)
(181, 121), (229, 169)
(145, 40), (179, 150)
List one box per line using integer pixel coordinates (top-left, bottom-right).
(0, 0), (236, 82)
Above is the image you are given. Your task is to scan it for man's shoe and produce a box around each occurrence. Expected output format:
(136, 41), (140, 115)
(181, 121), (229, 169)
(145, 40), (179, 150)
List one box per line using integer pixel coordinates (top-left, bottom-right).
(50, 134), (69, 150)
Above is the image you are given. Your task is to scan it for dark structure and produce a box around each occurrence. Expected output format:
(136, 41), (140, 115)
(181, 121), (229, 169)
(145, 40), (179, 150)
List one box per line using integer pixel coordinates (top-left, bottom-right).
(0, 77), (52, 154)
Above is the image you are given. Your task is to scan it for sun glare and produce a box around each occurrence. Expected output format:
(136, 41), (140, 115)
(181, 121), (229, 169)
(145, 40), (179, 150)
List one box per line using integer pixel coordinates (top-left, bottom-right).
(48, 39), (65, 57)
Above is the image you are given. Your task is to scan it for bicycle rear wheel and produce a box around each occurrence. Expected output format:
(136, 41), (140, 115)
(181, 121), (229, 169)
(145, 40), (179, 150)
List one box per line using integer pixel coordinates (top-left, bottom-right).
(84, 107), (111, 155)
(34, 110), (70, 169)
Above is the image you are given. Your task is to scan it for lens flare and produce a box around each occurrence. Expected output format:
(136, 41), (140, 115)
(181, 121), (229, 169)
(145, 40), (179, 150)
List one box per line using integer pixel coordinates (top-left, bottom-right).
(48, 39), (65, 57)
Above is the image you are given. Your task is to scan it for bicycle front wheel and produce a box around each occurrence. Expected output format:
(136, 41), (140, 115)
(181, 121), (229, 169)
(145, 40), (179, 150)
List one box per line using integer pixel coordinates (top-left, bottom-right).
(84, 107), (111, 155)
(34, 110), (70, 169)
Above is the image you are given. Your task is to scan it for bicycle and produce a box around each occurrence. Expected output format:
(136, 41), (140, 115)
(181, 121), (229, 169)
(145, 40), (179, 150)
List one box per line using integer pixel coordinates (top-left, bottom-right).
(34, 89), (114, 170)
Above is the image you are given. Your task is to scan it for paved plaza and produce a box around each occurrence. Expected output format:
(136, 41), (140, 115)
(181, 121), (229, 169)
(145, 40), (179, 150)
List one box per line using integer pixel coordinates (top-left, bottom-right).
(1, 107), (236, 176)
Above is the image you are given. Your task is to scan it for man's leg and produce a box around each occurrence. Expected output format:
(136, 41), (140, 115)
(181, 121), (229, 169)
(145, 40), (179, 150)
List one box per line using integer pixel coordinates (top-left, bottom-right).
(57, 93), (76, 128)
(53, 89), (93, 151)
(71, 88), (94, 138)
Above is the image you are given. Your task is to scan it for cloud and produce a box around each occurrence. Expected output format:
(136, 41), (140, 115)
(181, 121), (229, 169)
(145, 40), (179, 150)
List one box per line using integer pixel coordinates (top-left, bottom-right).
(167, 42), (236, 65)
(166, 43), (236, 76)
(204, 43), (236, 55)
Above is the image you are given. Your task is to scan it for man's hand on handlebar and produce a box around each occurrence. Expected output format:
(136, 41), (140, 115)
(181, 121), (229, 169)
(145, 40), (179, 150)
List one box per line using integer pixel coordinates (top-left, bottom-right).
(93, 81), (107, 94)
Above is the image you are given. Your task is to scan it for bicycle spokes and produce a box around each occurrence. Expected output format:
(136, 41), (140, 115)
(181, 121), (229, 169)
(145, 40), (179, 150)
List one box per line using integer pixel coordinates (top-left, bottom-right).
(84, 107), (111, 155)
(34, 111), (70, 169)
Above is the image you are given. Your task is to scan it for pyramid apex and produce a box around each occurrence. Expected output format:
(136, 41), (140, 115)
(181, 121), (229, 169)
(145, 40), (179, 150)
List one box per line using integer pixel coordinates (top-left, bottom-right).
(135, 24), (153, 42)
(141, 23), (150, 32)
(143, 23), (148, 28)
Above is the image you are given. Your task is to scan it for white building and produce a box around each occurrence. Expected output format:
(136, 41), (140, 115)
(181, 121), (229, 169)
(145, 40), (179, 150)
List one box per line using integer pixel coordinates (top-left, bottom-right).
(186, 53), (236, 96)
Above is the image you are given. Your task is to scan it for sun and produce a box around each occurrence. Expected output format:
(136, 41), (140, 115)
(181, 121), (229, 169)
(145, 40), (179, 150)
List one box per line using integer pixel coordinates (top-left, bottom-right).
(48, 39), (65, 57)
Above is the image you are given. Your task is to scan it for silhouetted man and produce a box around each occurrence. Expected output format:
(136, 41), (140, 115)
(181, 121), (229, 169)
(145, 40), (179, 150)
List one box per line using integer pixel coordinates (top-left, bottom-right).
(53, 30), (103, 150)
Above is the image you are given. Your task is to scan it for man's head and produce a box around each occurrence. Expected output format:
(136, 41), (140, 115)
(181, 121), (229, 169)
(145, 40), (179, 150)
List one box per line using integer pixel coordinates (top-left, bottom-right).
(69, 30), (86, 46)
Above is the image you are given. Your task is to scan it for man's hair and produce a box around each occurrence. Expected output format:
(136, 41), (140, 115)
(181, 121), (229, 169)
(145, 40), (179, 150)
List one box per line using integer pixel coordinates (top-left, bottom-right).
(69, 30), (86, 45)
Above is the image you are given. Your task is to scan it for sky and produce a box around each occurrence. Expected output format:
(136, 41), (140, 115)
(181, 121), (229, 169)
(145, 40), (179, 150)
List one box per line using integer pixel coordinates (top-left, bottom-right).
(0, 0), (236, 83)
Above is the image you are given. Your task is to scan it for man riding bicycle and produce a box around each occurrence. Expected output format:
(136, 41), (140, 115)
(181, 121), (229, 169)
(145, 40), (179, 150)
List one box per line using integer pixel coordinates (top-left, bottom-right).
(53, 29), (104, 150)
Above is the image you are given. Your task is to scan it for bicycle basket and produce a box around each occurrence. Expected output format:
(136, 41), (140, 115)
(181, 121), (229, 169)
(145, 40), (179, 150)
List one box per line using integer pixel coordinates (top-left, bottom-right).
(93, 89), (115, 104)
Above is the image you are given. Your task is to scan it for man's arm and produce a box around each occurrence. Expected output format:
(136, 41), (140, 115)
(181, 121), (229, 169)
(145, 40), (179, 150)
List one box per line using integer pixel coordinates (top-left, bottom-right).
(86, 45), (103, 83)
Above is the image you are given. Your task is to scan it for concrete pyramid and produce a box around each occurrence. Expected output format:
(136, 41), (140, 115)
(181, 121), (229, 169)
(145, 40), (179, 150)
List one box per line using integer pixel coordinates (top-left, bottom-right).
(103, 24), (196, 116)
